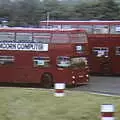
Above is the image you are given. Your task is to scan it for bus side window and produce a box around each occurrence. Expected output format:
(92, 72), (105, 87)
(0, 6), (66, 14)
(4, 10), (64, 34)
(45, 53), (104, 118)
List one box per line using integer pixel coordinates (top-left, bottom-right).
(71, 57), (88, 69)
(93, 25), (109, 34)
(56, 56), (71, 68)
(92, 48), (99, 56)
(33, 33), (51, 43)
(78, 25), (92, 34)
(16, 33), (32, 42)
(116, 47), (120, 55)
(70, 33), (87, 43)
(51, 34), (69, 43)
(0, 56), (15, 65)
(92, 47), (109, 57)
(33, 56), (51, 68)
(0, 32), (15, 42)
(110, 25), (120, 34)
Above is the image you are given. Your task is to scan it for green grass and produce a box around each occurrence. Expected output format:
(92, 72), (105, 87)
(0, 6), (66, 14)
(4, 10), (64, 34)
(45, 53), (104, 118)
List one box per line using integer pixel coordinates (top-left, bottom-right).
(0, 87), (120, 120)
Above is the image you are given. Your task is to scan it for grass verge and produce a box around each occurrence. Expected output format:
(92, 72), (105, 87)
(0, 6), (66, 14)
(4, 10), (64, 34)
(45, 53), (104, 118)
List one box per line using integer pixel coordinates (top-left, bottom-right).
(0, 87), (120, 120)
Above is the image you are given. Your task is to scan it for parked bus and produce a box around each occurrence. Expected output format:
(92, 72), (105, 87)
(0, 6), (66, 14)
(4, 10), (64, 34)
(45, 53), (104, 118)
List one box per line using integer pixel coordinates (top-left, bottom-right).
(40, 20), (120, 75)
(0, 27), (89, 87)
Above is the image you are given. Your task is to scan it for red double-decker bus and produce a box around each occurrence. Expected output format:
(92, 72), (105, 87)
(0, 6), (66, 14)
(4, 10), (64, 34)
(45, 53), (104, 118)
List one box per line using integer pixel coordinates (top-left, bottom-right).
(40, 20), (120, 75)
(0, 27), (89, 87)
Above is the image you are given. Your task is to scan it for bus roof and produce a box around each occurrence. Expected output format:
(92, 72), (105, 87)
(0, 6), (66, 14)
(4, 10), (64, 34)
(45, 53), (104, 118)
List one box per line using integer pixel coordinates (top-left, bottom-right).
(40, 20), (120, 25)
(0, 27), (86, 33)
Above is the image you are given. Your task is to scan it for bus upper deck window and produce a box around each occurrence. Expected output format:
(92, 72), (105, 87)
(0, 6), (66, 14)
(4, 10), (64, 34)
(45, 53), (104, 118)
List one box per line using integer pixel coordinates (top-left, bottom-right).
(33, 33), (51, 43)
(70, 33), (87, 43)
(93, 25), (109, 34)
(79, 25), (92, 34)
(110, 25), (120, 34)
(52, 34), (69, 43)
(16, 33), (32, 42)
(57, 56), (70, 68)
(0, 32), (15, 42)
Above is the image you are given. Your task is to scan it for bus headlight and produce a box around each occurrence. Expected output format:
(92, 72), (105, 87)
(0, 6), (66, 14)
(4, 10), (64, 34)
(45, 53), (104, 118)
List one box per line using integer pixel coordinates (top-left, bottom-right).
(86, 74), (89, 77)
(72, 80), (75, 84)
(72, 76), (75, 79)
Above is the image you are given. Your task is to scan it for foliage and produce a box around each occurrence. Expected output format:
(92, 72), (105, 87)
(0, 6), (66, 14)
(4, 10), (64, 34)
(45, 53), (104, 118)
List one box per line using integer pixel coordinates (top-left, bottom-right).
(0, 0), (120, 26)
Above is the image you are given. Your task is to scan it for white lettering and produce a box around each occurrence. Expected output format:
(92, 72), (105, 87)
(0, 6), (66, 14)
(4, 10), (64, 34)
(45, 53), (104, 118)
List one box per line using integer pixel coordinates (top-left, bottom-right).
(0, 42), (48, 51)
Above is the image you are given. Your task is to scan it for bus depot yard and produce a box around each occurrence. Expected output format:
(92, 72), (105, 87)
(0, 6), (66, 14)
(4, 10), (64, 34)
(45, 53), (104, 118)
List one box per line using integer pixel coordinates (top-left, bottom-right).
(0, 87), (120, 120)
(0, 23), (120, 119)
(72, 76), (120, 96)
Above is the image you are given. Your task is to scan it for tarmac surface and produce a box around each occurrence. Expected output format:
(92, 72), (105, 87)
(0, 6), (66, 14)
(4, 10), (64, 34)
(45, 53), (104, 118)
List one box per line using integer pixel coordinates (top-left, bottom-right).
(71, 76), (120, 96)
(0, 76), (120, 96)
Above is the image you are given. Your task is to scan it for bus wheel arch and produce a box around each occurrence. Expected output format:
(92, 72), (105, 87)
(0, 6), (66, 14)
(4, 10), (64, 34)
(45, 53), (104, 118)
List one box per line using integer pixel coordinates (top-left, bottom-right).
(40, 72), (54, 88)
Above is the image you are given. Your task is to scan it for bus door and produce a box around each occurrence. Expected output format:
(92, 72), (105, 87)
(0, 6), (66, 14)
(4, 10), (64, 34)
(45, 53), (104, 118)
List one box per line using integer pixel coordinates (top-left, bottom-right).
(92, 47), (111, 74)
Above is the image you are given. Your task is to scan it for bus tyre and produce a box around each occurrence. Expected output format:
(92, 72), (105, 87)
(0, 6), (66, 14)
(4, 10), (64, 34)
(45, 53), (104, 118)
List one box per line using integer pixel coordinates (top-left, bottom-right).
(40, 73), (53, 88)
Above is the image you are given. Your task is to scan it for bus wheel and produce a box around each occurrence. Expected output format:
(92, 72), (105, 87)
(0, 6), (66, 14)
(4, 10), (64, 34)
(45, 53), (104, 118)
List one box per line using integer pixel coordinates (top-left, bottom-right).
(40, 73), (53, 88)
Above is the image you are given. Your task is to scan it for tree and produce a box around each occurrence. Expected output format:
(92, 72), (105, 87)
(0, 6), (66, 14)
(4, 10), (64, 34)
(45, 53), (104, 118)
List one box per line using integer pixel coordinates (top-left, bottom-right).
(73, 0), (120, 20)
(0, 0), (120, 26)
(96, 0), (120, 20)
(8, 0), (42, 26)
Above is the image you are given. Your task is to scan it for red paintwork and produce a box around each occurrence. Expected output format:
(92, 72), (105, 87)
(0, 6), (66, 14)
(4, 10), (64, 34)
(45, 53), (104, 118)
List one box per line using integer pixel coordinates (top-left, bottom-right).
(40, 20), (120, 75)
(0, 27), (85, 33)
(88, 34), (120, 75)
(51, 43), (89, 85)
(0, 28), (89, 85)
(101, 112), (114, 117)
